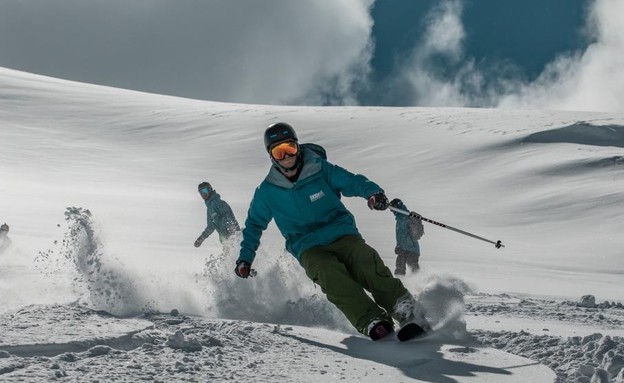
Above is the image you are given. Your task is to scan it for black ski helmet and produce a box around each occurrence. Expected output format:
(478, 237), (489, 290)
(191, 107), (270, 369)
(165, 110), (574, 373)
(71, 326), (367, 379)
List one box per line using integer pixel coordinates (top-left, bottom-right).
(197, 182), (212, 192)
(264, 122), (298, 152)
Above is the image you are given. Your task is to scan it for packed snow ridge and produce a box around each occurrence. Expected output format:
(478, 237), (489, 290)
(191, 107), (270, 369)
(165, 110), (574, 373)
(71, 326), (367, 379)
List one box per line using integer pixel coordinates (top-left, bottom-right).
(466, 294), (624, 382)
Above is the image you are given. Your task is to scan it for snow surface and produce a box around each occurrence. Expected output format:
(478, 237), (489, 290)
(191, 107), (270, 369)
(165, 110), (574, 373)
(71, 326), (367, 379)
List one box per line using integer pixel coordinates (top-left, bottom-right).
(1, 67), (624, 382)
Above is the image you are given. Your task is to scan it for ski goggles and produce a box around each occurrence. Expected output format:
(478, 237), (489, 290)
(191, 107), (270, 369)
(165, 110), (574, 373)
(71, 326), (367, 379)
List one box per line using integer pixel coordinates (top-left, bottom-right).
(199, 187), (212, 197)
(270, 141), (299, 160)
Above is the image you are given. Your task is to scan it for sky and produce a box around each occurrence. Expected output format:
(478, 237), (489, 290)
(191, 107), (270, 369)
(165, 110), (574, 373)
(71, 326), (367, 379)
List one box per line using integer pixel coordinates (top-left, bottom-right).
(1, 67), (624, 382)
(1, 0), (623, 112)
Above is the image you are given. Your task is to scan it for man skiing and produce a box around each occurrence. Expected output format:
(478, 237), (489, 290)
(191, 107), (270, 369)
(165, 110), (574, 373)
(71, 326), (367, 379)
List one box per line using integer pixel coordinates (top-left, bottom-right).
(390, 198), (424, 275)
(235, 122), (430, 341)
(194, 182), (240, 248)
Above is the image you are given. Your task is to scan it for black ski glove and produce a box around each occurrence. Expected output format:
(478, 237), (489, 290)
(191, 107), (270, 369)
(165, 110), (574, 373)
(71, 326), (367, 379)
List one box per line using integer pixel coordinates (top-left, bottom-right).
(368, 192), (390, 210)
(390, 198), (404, 209)
(194, 236), (205, 248)
(235, 260), (251, 278)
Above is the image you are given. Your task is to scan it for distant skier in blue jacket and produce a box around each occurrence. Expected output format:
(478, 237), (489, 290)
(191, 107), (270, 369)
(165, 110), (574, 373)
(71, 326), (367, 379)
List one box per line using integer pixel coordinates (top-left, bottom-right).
(389, 199), (423, 275)
(235, 122), (430, 341)
(0, 223), (11, 254)
(194, 182), (240, 248)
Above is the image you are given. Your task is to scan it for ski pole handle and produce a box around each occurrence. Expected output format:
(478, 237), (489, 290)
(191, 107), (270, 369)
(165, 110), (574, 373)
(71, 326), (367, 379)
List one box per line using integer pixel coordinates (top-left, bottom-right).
(389, 206), (504, 249)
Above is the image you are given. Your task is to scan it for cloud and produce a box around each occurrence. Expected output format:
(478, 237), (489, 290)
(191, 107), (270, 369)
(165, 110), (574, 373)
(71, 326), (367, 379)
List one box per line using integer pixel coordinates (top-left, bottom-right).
(420, 1), (465, 60)
(499, 0), (624, 112)
(385, 1), (477, 107)
(0, 0), (374, 105)
(392, 0), (624, 113)
(4, 1), (620, 112)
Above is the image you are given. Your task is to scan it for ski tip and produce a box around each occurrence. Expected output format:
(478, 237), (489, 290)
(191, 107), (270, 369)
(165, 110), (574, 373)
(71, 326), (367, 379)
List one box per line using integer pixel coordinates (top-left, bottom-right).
(397, 323), (428, 342)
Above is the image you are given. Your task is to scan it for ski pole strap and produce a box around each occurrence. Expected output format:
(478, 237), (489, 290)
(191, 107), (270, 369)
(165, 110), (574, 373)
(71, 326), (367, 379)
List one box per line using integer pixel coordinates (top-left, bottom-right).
(388, 206), (504, 249)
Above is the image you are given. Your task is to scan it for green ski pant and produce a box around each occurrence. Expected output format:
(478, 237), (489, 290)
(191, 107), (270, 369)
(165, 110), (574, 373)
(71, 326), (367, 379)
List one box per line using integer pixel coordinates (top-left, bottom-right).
(300, 235), (411, 335)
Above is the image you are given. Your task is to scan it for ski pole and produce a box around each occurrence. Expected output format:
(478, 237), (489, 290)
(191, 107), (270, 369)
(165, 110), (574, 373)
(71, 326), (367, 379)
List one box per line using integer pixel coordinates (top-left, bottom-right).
(388, 206), (504, 249)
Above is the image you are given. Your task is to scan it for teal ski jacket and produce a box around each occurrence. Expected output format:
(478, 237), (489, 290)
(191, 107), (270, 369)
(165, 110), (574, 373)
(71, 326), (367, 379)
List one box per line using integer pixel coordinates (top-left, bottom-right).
(391, 200), (421, 254)
(239, 145), (384, 265)
(200, 190), (240, 243)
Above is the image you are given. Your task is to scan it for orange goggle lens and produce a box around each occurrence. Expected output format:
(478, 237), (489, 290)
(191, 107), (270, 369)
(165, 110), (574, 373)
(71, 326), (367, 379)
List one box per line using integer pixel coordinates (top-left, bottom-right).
(270, 141), (298, 160)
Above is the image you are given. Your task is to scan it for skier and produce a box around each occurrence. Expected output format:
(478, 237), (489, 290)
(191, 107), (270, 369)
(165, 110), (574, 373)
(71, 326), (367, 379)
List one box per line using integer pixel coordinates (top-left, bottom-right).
(0, 223), (11, 254)
(235, 122), (430, 341)
(194, 182), (240, 248)
(390, 199), (424, 275)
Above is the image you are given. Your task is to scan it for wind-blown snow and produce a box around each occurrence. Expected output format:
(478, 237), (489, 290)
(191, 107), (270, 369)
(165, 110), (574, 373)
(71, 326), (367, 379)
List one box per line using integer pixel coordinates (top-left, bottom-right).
(1, 67), (624, 382)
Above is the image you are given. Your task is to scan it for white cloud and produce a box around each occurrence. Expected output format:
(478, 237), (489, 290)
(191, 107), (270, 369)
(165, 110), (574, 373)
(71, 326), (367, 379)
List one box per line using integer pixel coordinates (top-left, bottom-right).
(499, 0), (624, 112)
(0, 0), (374, 105)
(388, 0), (473, 107)
(193, 0), (375, 105)
(421, 1), (465, 60)
(3, 0), (621, 112)
(393, 0), (624, 113)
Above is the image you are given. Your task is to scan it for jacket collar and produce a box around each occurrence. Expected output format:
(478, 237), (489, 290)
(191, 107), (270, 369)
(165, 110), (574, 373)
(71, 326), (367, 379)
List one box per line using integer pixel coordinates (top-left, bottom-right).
(265, 147), (323, 188)
(204, 190), (221, 206)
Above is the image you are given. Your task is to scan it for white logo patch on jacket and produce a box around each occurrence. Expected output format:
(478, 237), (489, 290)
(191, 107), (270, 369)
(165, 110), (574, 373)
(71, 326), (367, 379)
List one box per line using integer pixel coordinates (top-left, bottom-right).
(309, 190), (325, 202)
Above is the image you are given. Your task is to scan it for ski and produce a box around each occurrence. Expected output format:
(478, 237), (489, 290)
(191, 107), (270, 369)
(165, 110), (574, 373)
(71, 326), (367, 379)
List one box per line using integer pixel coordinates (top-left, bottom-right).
(397, 322), (428, 342)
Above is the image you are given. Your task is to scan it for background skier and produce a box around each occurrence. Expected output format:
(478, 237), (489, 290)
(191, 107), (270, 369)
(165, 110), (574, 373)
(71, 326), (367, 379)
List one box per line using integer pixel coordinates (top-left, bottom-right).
(0, 223), (11, 254)
(235, 122), (430, 341)
(390, 198), (424, 275)
(194, 182), (240, 248)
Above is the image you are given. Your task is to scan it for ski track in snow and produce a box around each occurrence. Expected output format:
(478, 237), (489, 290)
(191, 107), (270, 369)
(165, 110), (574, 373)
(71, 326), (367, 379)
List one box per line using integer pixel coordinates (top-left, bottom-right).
(1, 294), (623, 382)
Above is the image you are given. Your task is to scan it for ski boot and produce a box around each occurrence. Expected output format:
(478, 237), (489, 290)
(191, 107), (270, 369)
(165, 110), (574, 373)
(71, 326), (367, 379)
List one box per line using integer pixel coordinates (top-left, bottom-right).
(367, 319), (395, 341)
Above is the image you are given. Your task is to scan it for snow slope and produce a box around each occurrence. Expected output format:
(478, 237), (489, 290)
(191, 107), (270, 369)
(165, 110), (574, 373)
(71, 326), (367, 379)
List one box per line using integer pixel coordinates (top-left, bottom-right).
(1, 67), (624, 382)
(0, 304), (557, 383)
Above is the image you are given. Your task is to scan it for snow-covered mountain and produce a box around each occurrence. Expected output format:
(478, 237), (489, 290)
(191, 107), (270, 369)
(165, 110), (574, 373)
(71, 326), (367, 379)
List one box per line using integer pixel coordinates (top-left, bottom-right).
(1, 67), (623, 382)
